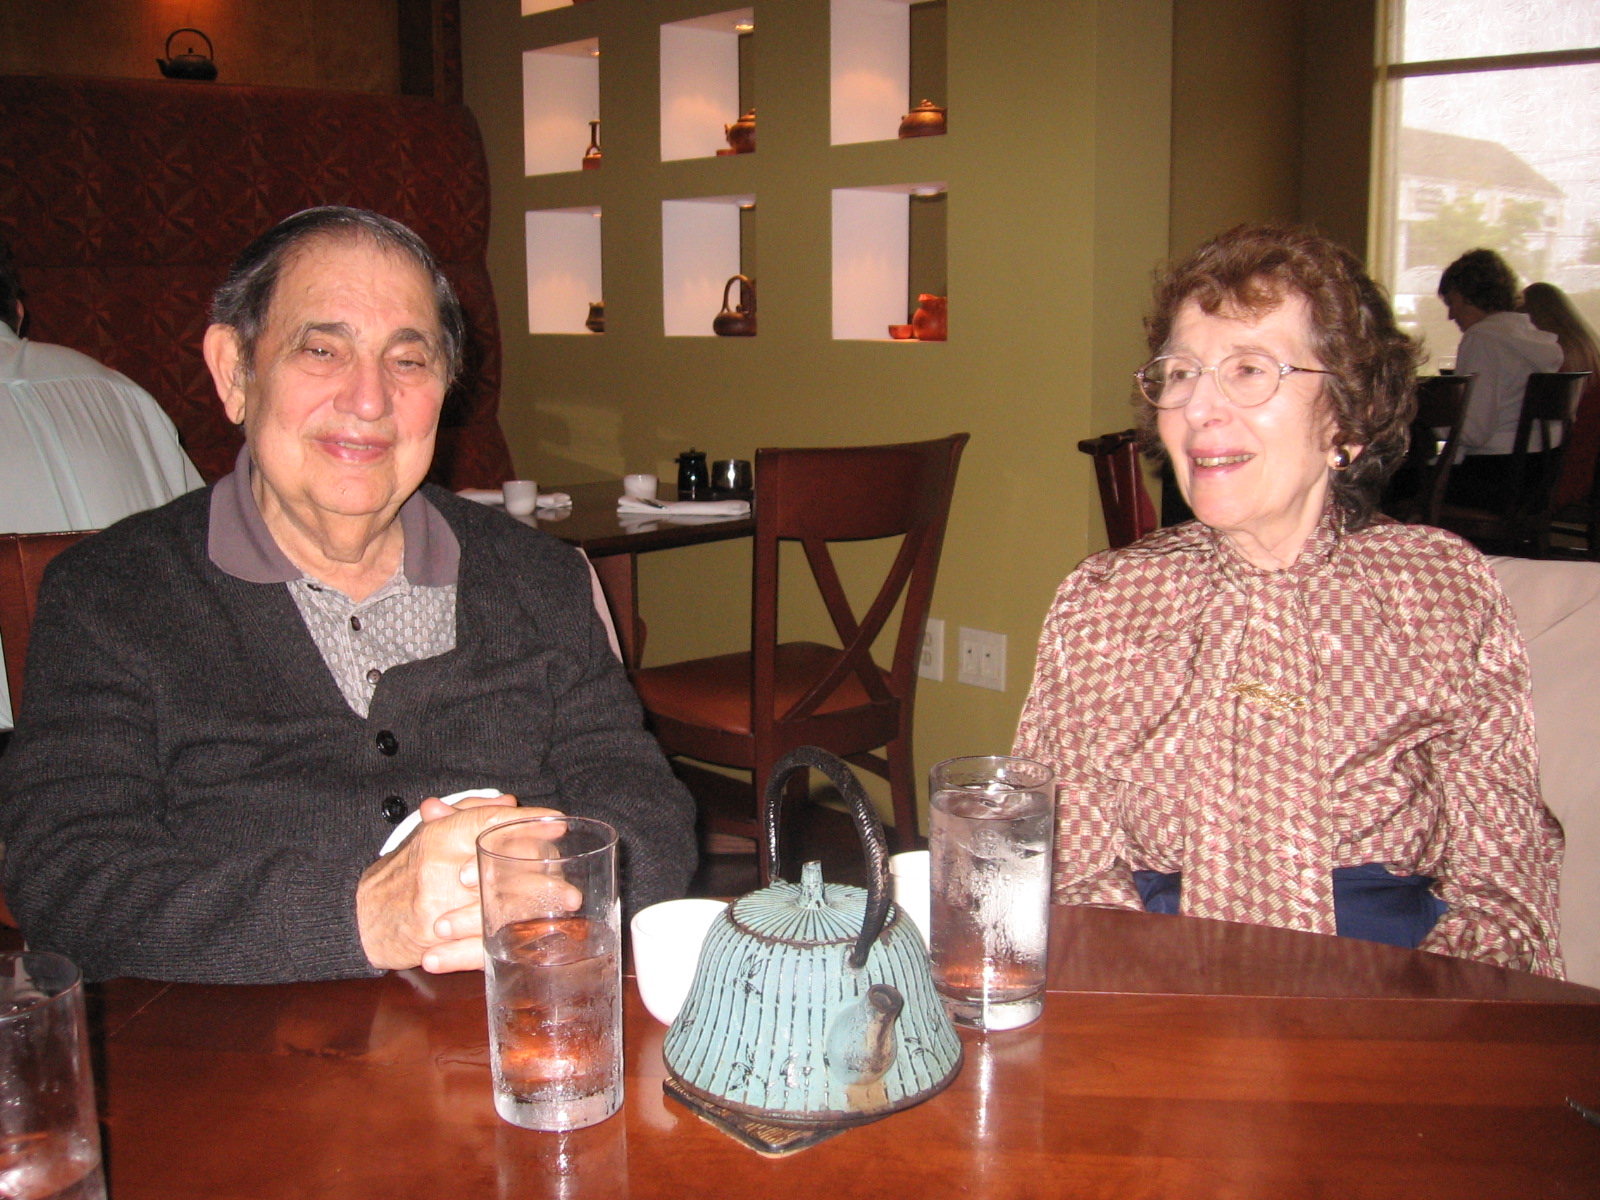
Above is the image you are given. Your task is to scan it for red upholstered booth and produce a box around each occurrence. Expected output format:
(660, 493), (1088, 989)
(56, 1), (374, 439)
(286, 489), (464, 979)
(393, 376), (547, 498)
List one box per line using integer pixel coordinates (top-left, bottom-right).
(0, 74), (514, 489)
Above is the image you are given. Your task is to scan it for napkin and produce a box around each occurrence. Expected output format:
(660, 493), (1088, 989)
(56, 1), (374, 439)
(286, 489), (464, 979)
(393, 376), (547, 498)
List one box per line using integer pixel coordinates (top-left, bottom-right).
(616, 497), (750, 516)
(457, 488), (573, 510)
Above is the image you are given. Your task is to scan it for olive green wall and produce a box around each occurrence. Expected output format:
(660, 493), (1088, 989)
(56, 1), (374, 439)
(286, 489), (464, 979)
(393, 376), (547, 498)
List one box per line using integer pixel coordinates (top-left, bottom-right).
(461, 0), (1371, 833)
(1168, 0), (1374, 259)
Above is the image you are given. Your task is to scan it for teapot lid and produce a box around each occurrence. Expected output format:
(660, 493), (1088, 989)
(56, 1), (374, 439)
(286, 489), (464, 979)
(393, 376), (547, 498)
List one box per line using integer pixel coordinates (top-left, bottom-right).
(731, 861), (865, 947)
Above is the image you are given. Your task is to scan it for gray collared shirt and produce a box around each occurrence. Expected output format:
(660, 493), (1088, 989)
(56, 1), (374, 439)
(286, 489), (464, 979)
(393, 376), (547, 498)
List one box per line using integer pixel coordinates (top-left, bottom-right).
(208, 446), (459, 717)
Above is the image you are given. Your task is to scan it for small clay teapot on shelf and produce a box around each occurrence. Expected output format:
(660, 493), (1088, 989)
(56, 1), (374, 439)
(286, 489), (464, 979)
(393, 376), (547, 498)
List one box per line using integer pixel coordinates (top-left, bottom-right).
(712, 274), (757, 337)
(581, 120), (602, 170)
(724, 108), (756, 154)
(911, 294), (947, 341)
(585, 301), (604, 333)
(898, 99), (946, 138)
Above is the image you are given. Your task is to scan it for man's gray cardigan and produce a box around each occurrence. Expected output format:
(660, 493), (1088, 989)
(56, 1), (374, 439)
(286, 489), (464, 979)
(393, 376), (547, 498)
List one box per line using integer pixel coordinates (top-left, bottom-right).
(0, 485), (697, 983)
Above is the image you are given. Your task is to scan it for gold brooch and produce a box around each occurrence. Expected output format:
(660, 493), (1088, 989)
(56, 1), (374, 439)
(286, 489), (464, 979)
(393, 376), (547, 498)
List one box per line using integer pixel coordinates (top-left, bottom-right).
(1229, 681), (1306, 713)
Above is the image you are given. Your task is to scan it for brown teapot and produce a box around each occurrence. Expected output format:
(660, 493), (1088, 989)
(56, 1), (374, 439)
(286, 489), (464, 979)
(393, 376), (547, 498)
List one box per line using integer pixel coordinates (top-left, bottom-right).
(158, 29), (218, 82)
(898, 99), (946, 139)
(713, 274), (757, 337)
(724, 108), (756, 154)
(582, 120), (602, 171)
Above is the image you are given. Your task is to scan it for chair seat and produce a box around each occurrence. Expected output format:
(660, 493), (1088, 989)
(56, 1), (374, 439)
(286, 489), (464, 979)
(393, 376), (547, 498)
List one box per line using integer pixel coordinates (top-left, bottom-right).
(633, 642), (893, 736)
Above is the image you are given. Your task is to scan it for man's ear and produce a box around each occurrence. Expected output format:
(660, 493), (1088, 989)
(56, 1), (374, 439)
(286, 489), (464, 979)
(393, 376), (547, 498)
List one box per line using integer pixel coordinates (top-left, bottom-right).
(203, 324), (248, 426)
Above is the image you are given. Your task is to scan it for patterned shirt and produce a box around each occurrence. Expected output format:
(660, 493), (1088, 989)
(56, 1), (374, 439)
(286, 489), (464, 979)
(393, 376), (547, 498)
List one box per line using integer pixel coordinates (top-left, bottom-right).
(289, 573), (455, 717)
(1014, 509), (1564, 978)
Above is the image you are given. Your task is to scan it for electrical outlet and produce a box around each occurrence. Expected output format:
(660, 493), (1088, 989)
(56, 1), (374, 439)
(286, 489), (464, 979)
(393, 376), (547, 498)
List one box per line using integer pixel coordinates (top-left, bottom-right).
(919, 618), (945, 682)
(957, 627), (1007, 692)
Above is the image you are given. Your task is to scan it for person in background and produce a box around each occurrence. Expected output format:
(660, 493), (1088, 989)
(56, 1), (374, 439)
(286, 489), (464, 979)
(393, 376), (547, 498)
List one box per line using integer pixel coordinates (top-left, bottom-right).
(1523, 282), (1600, 379)
(0, 207), (698, 983)
(1438, 249), (1563, 507)
(1521, 282), (1600, 519)
(0, 233), (205, 731)
(1016, 225), (1563, 978)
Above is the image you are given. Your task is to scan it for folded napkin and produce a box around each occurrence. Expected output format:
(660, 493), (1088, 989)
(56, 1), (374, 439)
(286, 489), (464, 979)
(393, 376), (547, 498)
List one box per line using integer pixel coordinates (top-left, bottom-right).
(617, 497), (750, 516)
(457, 488), (573, 510)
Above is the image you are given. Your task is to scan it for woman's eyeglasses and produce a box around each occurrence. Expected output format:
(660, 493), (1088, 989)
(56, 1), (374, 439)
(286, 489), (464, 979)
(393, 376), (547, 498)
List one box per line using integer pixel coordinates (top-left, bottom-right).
(1135, 352), (1334, 410)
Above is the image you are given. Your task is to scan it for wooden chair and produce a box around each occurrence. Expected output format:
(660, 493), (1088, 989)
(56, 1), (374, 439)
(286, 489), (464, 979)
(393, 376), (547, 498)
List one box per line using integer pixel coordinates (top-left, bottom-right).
(1, 531), (93, 720)
(1076, 429), (1157, 549)
(1544, 373), (1600, 559)
(1438, 372), (1590, 555)
(631, 435), (968, 872)
(1385, 373), (1475, 525)
(0, 529), (94, 928)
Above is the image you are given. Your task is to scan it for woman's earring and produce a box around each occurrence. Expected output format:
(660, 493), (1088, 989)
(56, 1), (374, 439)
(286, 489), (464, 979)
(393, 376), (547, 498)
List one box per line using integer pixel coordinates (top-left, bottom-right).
(1331, 446), (1352, 471)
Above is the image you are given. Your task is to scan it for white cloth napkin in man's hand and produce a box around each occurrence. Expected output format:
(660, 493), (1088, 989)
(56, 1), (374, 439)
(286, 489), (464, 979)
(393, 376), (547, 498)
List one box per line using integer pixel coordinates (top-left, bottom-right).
(617, 497), (750, 516)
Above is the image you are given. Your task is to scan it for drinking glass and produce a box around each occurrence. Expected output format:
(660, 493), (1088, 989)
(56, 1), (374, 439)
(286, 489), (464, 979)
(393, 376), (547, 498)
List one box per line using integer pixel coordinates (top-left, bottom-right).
(928, 756), (1056, 1031)
(0, 952), (106, 1200)
(478, 816), (622, 1131)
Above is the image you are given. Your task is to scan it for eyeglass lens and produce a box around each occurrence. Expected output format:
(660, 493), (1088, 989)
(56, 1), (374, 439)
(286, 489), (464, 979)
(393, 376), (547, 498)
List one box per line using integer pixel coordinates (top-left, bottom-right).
(1140, 352), (1284, 408)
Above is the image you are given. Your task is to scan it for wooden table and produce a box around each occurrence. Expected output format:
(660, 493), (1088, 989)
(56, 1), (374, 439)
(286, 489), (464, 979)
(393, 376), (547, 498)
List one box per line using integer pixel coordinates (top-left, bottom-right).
(531, 480), (754, 669)
(92, 907), (1600, 1198)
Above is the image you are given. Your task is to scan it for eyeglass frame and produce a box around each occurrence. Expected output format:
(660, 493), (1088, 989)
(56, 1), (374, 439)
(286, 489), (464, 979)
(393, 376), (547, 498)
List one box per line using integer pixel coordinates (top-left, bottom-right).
(1134, 352), (1336, 410)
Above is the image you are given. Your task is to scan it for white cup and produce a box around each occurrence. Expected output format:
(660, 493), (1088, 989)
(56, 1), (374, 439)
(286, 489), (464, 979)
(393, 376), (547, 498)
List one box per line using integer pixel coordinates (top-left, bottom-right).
(622, 473), (658, 501)
(629, 898), (727, 1025)
(889, 849), (931, 946)
(502, 480), (538, 516)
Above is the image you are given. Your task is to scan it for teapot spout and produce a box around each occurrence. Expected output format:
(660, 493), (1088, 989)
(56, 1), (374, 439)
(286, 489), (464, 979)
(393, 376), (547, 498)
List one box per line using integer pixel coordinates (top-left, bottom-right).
(825, 983), (903, 1087)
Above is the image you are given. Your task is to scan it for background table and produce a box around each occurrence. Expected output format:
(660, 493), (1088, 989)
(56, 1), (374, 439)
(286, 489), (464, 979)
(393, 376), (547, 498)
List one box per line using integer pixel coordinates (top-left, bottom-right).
(92, 907), (1600, 1198)
(533, 480), (754, 669)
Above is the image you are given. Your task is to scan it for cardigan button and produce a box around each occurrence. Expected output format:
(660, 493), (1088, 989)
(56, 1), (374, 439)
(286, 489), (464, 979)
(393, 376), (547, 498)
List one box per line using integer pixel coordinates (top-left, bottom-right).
(381, 796), (408, 824)
(375, 730), (399, 756)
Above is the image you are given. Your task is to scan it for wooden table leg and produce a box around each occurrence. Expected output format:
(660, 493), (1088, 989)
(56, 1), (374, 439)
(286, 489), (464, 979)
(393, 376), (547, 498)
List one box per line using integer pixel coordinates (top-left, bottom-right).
(589, 552), (644, 670)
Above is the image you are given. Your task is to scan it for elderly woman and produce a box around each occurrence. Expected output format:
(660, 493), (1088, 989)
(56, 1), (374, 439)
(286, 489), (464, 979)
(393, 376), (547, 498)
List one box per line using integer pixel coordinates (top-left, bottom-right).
(0, 207), (697, 983)
(1015, 225), (1563, 977)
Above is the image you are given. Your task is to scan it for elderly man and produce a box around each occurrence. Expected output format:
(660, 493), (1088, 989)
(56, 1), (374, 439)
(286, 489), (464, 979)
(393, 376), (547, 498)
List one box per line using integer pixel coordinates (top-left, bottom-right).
(0, 207), (697, 982)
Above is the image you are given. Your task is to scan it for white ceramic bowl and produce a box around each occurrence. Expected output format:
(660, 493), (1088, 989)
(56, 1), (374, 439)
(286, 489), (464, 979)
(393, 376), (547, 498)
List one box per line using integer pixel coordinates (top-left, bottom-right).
(630, 898), (728, 1025)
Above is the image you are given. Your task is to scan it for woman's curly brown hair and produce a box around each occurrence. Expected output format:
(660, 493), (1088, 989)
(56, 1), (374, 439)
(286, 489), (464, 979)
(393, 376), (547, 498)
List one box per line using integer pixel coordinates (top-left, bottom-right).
(1138, 225), (1422, 531)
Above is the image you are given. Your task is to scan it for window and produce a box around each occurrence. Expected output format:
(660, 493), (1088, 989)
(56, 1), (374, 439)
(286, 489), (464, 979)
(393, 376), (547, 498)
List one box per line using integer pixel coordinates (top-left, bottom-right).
(1373, 1), (1600, 369)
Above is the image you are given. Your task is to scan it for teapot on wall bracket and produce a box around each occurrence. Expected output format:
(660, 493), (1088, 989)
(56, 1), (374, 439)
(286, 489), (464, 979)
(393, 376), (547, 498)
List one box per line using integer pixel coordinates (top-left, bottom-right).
(662, 747), (963, 1149)
(158, 29), (218, 81)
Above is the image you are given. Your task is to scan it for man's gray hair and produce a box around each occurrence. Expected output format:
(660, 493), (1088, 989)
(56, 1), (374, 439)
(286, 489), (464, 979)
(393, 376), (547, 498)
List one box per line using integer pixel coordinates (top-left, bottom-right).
(210, 206), (466, 385)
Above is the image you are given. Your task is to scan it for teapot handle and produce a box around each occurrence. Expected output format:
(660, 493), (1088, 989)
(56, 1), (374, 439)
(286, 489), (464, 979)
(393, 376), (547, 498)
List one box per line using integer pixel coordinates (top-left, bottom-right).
(165, 28), (215, 58)
(722, 273), (754, 315)
(763, 747), (891, 969)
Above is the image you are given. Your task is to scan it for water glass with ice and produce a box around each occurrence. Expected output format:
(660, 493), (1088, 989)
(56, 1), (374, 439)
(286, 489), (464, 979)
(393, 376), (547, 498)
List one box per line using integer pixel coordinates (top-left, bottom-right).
(0, 952), (107, 1200)
(477, 816), (622, 1131)
(928, 756), (1056, 1032)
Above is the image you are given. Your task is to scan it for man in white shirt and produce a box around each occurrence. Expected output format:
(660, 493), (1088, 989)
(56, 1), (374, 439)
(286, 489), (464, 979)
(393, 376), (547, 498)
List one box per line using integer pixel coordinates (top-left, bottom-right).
(0, 236), (204, 729)
(1439, 248), (1564, 507)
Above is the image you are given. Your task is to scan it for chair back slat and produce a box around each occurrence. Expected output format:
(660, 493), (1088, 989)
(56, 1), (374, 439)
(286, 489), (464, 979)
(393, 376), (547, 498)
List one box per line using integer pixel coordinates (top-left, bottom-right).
(1392, 373), (1475, 525)
(1506, 372), (1587, 516)
(0, 530), (94, 716)
(1076, 430), (1157, 549)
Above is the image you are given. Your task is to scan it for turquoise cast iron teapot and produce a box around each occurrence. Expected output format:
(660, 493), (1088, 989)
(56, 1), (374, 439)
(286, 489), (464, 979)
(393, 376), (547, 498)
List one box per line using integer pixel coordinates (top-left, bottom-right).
(663, 747), (962, 1127)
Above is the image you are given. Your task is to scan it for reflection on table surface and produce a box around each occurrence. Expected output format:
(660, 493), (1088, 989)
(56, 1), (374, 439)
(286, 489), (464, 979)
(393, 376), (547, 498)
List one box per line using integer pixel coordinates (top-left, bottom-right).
(90, 906), (1600, 1198)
